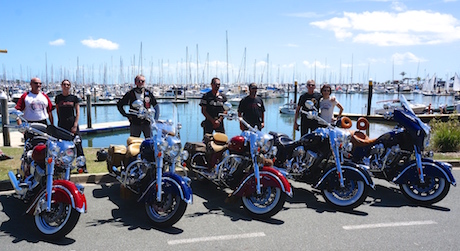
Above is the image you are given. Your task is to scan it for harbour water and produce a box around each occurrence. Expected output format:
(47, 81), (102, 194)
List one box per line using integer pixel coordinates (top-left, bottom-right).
(65, 92), (454, 148)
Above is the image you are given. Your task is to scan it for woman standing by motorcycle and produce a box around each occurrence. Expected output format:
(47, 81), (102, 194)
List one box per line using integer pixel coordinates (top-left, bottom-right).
(55, 79), (87, 173)
(319, 84), (343, 124)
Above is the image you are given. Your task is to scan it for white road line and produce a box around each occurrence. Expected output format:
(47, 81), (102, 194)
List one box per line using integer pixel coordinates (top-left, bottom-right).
(168, 232), (266, 245)
(343, 220), (437, 230)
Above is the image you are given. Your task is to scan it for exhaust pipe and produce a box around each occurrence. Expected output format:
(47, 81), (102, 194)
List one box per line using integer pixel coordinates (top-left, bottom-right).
(8, 171), (25, 195)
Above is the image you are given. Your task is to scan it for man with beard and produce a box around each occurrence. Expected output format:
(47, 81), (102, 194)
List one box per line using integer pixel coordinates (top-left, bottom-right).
(238, 83), (265, 131)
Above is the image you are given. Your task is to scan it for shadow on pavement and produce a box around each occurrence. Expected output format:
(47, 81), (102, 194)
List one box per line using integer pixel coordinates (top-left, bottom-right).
(0, 194), (76, 245)
(188, 180), (285, 225)
(90, 183), (184, 234)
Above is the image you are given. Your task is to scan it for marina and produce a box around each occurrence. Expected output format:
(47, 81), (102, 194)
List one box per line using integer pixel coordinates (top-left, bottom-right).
(1, 81), (459, 148)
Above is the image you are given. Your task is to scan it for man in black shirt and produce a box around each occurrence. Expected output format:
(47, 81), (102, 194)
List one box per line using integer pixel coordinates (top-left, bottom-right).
(238, 83), (265, 130)
(200, 77), (227, 136)
(117, 75), (158, 138)
(294, 80), (322, 136)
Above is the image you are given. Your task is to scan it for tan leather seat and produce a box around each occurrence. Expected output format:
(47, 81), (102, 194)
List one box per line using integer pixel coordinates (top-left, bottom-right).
(126, 143), (141, 158)
(127, 136), (143, 146)
(351, 131), (379, 147)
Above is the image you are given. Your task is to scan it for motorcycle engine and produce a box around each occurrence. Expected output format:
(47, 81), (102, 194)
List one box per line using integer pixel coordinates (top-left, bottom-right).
(368, 144), (401, 171)
(220, 153), (247, 188)
(287, 146), (317, 175)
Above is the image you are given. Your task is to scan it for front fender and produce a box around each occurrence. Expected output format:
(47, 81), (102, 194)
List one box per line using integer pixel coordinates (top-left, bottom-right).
(315, 165), (375, 190)
(232, 166), (292, 197)
(26, 180), (87, 215)
(138, 172), (193, 204)
(393, 158), (456, 186)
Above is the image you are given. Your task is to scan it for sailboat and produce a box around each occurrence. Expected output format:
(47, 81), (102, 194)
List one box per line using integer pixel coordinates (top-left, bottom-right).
(422, 74), (437, 96)
(454, 73), (460, 100)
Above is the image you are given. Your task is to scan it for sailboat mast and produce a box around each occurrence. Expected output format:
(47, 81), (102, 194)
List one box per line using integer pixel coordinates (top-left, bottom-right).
(226, 30), (229, 84)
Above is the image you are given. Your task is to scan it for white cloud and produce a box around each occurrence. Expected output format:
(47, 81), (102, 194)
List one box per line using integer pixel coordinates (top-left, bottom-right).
(391, 52), (427, 65)
(391, 1), (407, 12)
(310, 10), (460, 46)
(81, 38), (119, 50)
(49, 39), (65, 46)
(303, 60), (329, 69)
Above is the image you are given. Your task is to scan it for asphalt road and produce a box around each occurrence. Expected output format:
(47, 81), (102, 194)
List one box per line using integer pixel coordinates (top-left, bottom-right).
(1, 170), (459, 251)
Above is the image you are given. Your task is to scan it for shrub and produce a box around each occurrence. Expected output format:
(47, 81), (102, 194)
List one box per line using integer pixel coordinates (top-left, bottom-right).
(429, 116), (460, 152)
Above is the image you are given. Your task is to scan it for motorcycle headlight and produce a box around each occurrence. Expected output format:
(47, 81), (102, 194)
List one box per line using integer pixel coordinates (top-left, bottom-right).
(158, 140), (168, 151)
(76, 156), (86, 168)
(169, 142), (181, 157)
(61, 147), (76, 164)
(259, 134), (274, 154)
(48, 141), (60, 157)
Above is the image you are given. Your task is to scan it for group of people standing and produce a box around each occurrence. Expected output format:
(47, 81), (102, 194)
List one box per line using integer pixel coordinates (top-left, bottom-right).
(14, 76), (343, 173)
(116, 76), (344, 141)
(15, 77), (87, 172)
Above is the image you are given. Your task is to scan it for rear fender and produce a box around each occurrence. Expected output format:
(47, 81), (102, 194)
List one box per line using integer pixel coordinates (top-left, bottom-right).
(232, 166), (292, 197)
(393, 158), (456, 186)
(26, 180), (87, 215)
(138, 172), (193, 204)
(315, 165), (375, 190)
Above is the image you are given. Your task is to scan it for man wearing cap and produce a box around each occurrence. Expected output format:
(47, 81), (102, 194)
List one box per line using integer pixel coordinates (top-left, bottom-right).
(237, 83), (265, 131)
(200, 77), (227, 136)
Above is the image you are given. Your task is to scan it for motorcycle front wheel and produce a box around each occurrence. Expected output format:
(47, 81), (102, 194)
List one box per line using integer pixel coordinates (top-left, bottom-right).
(322, 179), (367, 210)
(400, 175), (450, 205)
(34, 196), (81, 240)
(144, 190), (188, 227)
(241, 186), (286, 219)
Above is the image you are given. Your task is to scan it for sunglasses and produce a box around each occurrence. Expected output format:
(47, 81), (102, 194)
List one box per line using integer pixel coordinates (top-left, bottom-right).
(307, 84), (315, 87)
(62, 83), (71, 87)
(138, 80), (145, 83)
(33, 82), (42, 85)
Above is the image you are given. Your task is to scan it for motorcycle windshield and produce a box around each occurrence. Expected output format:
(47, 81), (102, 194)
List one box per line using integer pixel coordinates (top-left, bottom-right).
(150, 102), (179, 137)
(399, 95), (430, 135)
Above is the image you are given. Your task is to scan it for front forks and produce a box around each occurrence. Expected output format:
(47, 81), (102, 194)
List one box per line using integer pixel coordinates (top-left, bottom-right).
(414, 145), (425, 183)
(45, 157), (55, 212)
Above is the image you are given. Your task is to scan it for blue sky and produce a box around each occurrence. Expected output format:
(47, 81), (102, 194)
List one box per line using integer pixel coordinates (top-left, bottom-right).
(1, 0), (460, 85)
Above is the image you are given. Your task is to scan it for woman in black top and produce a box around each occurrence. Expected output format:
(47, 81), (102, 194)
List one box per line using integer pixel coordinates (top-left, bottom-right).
(55, 79), (86, 172)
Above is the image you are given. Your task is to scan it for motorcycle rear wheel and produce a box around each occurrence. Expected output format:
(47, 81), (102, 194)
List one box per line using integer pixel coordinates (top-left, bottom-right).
(400, 175), (450, 205)
(144, 191), (187, 227)
(241, 186), (286, 219)
(34, 199), (80, 240)
(322, 180), (367, 210)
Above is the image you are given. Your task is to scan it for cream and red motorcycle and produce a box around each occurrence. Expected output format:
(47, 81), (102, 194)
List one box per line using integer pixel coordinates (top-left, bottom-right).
(182, 107), (292, 219)
(7, 110), (87, 240)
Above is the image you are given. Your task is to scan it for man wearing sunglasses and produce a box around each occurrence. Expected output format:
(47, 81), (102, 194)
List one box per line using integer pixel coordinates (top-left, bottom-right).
(200, 77), (227, 137)
(117, 74), (157, 138)
(15, 77), (54, 126)
(294, 79), (322, 136)
(238, 83), (265, 131)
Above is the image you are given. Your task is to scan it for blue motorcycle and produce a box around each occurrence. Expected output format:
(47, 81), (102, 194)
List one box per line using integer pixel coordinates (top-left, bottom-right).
(107, 101), (192, 227)
(349, 95), (456, 205)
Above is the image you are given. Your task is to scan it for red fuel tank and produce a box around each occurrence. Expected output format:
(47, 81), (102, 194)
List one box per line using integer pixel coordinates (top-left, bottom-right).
(32, 143), (47, 163)
(228, 135), (247, 153)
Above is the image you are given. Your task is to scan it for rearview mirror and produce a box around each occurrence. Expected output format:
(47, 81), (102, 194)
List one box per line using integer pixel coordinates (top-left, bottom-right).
(304, 100), (316, 111)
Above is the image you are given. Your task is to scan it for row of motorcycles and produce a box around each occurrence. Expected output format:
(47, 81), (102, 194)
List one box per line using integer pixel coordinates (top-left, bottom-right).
(5, 95), (456, 240)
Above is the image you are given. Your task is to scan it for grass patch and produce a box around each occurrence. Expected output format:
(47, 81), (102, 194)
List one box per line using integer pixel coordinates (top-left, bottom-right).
(0, 147), (109, 181)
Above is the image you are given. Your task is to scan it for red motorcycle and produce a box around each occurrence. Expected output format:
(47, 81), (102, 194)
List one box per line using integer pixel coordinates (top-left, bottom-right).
(7, 110), (87, 240)
(182, 110), (292, 219)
